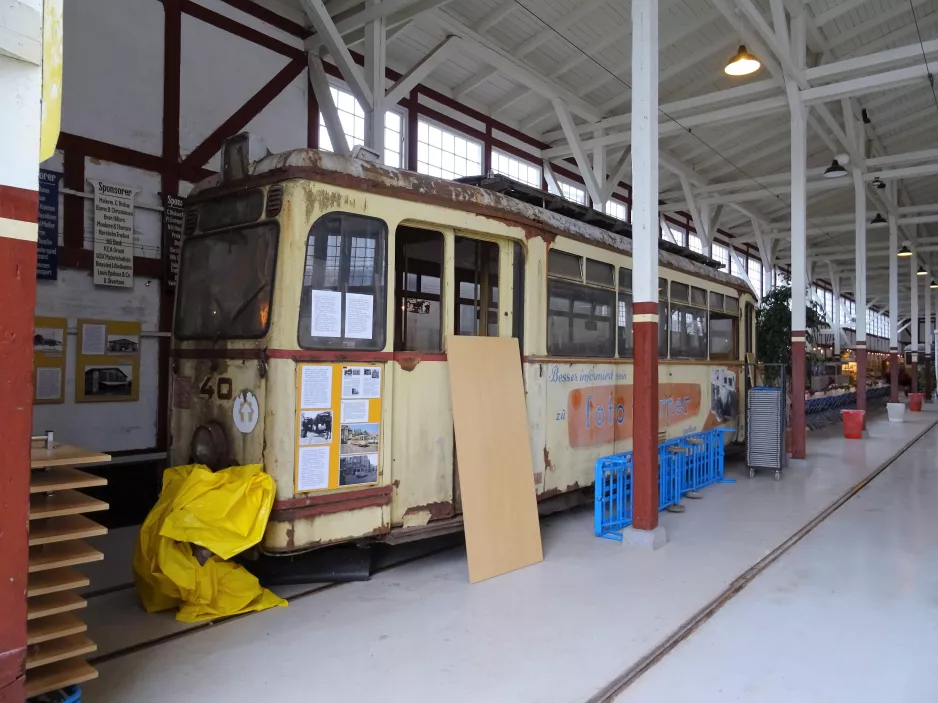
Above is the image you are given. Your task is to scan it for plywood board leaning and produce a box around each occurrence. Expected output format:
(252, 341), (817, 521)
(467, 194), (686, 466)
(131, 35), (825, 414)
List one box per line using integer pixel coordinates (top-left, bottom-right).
(446, 336), (543, 583)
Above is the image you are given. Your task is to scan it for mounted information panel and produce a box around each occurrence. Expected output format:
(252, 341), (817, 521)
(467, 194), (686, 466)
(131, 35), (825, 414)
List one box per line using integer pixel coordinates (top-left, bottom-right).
(294, 363), (384, 493)
(75, 319), (141, 403)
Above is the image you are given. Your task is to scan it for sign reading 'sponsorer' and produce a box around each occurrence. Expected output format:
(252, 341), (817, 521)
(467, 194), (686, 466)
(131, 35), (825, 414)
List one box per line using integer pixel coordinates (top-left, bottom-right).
(90, 180), (136, 288)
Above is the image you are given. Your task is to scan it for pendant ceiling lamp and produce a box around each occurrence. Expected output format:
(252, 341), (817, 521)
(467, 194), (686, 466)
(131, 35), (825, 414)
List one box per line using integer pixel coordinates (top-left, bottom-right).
(871, 213), (887, 224)
(724, 45), (761, 76)
(823, 159), (848, 178)
(930, 280), (938, 289)
(898, 244), (913, 257)
(917, 265), (928, 276)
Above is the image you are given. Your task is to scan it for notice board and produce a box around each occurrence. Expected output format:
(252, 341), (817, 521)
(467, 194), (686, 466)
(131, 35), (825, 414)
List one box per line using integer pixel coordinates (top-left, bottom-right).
(446, 336), (543, 583)
(294, 363), (384, 492)
(75, 319), (142, 403)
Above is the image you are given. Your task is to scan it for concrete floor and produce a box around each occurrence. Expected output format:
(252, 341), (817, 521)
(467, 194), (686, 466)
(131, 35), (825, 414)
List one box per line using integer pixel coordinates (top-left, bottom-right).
(82, 409), (938, 702)
(615, 420), (938, 703)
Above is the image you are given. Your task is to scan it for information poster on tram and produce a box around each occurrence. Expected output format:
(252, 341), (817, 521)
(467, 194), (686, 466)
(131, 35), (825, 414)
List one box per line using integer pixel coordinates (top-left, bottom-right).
(294, 362), (383, 492)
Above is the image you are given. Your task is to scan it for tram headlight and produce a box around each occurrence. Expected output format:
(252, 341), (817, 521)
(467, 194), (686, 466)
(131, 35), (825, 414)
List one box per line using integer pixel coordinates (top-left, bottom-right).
(190, 421), (229, 471)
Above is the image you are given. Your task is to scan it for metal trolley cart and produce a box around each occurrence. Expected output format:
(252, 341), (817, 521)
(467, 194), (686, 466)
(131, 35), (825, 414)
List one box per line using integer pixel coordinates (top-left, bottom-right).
(746, 385), (787, 480)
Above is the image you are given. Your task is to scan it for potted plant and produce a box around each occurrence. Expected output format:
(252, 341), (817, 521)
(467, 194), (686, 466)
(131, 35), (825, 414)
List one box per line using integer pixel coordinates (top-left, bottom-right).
(755, 286), (824, 450)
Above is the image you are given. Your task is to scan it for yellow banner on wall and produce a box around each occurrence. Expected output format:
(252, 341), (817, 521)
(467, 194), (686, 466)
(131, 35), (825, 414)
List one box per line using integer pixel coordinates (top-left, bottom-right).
(75, 319), (142, 403)
(33, 316), (67, 404)
(294, 363), (383, 493)
(40, 0), (63, 162)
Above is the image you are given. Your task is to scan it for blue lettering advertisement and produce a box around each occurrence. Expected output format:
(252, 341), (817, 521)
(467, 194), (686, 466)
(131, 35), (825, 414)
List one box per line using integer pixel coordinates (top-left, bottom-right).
(37, 169), (59, 280)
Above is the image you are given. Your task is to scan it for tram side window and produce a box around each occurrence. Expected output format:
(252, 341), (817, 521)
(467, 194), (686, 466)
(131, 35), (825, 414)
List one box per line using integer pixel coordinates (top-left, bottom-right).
(455, 237), (500, 336)
(711, 294), (740, 360)
(618, 267), (633, 358)
(659, 277), (669, 357)
(298, 213), (388, 350)
(669, 281), (707, 359)
(547, 252), (615, 358)
(395, 226), (443, 352)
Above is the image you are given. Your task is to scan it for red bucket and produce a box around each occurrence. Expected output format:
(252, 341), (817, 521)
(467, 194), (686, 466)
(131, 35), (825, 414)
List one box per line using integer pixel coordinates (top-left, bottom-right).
(841, 409), (865, 439)
(910, 393), (924, 412)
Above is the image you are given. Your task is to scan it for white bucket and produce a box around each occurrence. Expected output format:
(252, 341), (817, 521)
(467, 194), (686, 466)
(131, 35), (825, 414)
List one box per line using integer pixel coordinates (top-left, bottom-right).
(887, 402), (906, 423)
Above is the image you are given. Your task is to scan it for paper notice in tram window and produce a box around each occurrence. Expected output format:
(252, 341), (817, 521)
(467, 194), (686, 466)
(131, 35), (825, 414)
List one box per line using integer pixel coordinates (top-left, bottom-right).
(341, 399), (369, 423)
(301, 365), (333, 410)
(297, 445), (330, 491)
(341, 366), (364, 398)
(81, 323), (107, 356)
(344, 293), (373, 339)
(35, 367), (62, 401)
(310, 289), (342, 338)
(361, 367), (381, 399)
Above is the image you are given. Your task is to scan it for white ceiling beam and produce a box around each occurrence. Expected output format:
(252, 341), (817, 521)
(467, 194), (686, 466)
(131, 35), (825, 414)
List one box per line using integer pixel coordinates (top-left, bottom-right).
(308, 52), (351, 156)
(801, 65), (930, 105)
(340, 0), (455, 48)
(542, 158), (562, 195)
(865, 163), (938, 182)
(475, 0), (516, 33)
(552, 99), (604, 206)
(384, 35), (456, 105)
(823, 0), (932, 55)
(813, 0), (873, 27)
(300, 0), (374, 109)
(435, 18), (602, 122)
(453, 0), (608, 100)
(900, 204), (938, 215)
(542, 96), (790, 158)
(602, 149), (631, 202)
(541, 79), (781, 143)
(806, 39), (938, 83)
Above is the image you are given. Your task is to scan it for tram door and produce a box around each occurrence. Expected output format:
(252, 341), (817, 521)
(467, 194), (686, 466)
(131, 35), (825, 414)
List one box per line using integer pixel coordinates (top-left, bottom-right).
(390, 226), (516, 525)
(449, 235), (518, 513)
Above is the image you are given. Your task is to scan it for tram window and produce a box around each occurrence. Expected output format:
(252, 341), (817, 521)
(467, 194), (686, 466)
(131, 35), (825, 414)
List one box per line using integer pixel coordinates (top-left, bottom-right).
(710, 312), (738, 360)
(175, 222), (279, 340)
(710, 292), (724, 310)
(586, 259), (614, 287)
(298, 213), (387, 350)
(691, 286), (707, 307)
(547, 249), (582, 281)
(547, 280), (615, 357)
(659, 279), (669, 357)
(670, 304), (708, 359)
(455, 237), (499, 336)
(618, 267), (633, 358)
(725, 296), (740, 314)
(395, 226), (443, 352)
(670, 282), (689, 302)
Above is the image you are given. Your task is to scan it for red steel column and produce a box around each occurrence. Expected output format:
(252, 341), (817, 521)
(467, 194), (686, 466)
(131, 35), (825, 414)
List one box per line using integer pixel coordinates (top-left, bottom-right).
(632, 302), (659, 529)
(890, 349), (899, 402)
(856, 342), (867, 412)
(0, 190), (37, 699)
(791, 333), (807, 459)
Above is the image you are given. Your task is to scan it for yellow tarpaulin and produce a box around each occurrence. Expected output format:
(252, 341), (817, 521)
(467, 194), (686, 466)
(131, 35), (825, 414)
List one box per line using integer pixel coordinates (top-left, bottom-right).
(133, 464), (287, 622)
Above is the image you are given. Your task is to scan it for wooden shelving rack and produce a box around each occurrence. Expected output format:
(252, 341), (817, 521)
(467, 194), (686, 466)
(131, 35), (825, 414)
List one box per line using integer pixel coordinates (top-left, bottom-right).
(27, 440), (110, 699)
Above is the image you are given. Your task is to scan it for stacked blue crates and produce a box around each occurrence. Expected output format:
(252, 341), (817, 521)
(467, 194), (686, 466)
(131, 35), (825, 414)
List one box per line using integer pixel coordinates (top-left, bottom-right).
(594, 428), (735, 540)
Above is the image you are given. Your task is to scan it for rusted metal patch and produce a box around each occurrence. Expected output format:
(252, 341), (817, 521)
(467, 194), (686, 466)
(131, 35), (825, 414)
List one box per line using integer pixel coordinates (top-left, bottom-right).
(396, 355), (421, 372)
(403, 501), (455, 521)
(543, 447), (555, 473)
(271, 485), (393, 521)
(536, 481), (581, 503)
